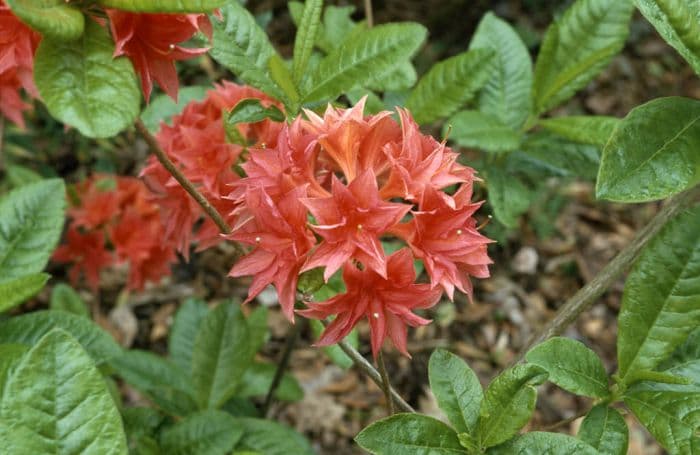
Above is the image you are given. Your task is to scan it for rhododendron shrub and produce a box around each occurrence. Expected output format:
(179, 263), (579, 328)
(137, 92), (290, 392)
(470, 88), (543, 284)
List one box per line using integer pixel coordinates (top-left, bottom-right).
(53, 175), (177, 290)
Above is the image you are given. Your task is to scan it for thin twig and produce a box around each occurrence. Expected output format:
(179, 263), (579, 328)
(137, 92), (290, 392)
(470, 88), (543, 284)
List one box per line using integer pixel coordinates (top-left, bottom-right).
(376, 351), (395, 415)
(0, 117), (5, 176)
(515, 186), (700, 363)
(537, 406), (591, 432)
(263, 318), (307, 416)
(364, 0), (374, 28)
(134, 118), (231, 235)
(336, 338), (415, 413)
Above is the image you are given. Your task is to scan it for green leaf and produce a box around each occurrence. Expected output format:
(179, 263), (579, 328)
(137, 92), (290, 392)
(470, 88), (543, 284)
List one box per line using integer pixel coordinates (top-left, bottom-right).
(469, 12), (533, 130)
(233, 417), (315, 455)
(140, 85), (209, 133)
(596, 96), (700, 202)
(98, 0), (224, 12)
(0, 273), (49, 313)
(192, 302), (254, 409)
(309, 319), (357, 369)
(447, 110), (521, 152)
(635, 0), (700, 76)
(5, 0), (84, 40)
(121, 406), (164, 440)
(367, 61), (417, 92)
(518, 131), (600, 180)
(0, 179), (65, 281)
(110, 349), (192, 396)
(303, 22), (426, 103)
(227, 98), (285, 127)
(247, 306), (269, 355)
(577, 405), (628, 455)
(237, 363), (304, 402)
(667, 360), (700, 386)
(292, 0), (323, 85)
(617, 206), (700, 382)
(34, 20), (140, 138)
(526, 337), (609, 398)
(160, 410), (242, 455)
(0, 344), (28, 399)
(405, 49), (492, 124)
(209, 2), (284, 100)
(5, 164), (42, 188)
(485, 167), (533, 228)
(428, 349), (483, 434)
(477, 364), (548, 448)
(50, 283), (90, 317)
(268, 54), (301, 111)
(319, 5), (357, 53)
(532, 0), (633, 115)
(539, 116), (619, 147)
(661, 328), (700, 369)
(488, 432), (598, 455)
(169, 298), (209, 373)
(624, 380), (700, 454)
(0, 329), (127, 454)
(0, 310), (121, 363)
(356, 413), (465, 455)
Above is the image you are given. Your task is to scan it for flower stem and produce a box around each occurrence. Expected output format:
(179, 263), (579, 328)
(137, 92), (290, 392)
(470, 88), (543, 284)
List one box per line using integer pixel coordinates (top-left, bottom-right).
(262, 317), (307, 417)
(515, 186), (700, 363)
(335, 337), (415, 413)
(376, 350), (395, 415)
(134, 118), (231, 235)
(364, 0), (374, 27)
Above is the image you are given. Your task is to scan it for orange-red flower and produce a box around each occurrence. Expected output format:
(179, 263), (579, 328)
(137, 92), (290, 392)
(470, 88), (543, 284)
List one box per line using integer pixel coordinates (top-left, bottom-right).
(53, 227), (113, 291)
(106, 11), (210, 101)
(299, 249), (442, 357)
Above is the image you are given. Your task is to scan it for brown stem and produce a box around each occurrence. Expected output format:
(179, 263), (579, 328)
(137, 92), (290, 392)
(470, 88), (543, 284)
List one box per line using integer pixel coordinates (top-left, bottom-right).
(134, 118), (231, 235)
(335, 337), (415, 413)
(515, 186), (700, 363)
(263, 318), (307, 417)
(364, 0), (374, 27)
(537, 406), (591, 432)
(0, 117), (5, 176)
(376, 350), (395, 415)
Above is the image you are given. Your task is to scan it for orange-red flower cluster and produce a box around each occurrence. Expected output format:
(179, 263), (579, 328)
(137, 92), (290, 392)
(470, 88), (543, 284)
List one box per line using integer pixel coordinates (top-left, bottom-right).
(0, 0), (40, 127)
(53, 174), (177, 291)
(146, 85), (492, 356)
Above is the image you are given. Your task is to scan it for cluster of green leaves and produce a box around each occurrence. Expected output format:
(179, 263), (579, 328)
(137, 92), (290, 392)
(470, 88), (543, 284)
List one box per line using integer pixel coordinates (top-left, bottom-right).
(357, 204), (700, 454)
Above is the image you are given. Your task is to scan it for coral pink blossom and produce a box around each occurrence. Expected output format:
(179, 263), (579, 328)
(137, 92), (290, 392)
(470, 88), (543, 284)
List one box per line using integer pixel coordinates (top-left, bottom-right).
(107, 11), (211, 101)
(299, 249), (442, 357)
(0, 0), (40, 127)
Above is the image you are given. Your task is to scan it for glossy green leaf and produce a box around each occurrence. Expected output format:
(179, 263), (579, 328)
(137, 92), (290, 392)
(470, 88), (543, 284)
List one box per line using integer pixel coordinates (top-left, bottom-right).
(160, 410), (242, 455)
(0, 310), (121, 364)
(237, 363), (303, 402)
(624, 379), (700, 454)
(518, 131), (600, 180)
(303, 22), (426, 103)
(596, 97), (700, 202)
(5, 164), (42, 188)
(526, 337), (609, 398)
(485, 167), (533, 228)
(169, 298), (209, 373)
(268, 54), (301, 111)
(227, 98), (285, 127)
(0, 273), (49, 313)
(192, 303), (254, 409)
(477, 364), (548, 448)
(34, 21), (140, 138)
(406, 49), (493, 124)
(50, 283), (89, 317)
(428, 349), (483, 434)
(532, 0), (633, 114)
(469, 12), (533, 129)
(5, 0), (84, 40)
(447, 110), (521, 152)
(292, 0), (323, 84)
(209, 2), (285, 101)
(668, 360), (700, 386)
(577, 405), (628, 455)
(0, 179), (65, 281)
(356, 413), (464, 454)
(233, 418), (315, 455)
(319, 5), (356, 53)
(367, 60), (417, 92)
(661, 328), (700, 370)
(539, 116), (619, 146)
(98, 0), (223, 12)
(635, 0), (700, 76)
(488, 432), (598, 455)
(110, 349), (192, 396)
(617, 206), (700, 382)
(140, 85), (209, 132)
(0, 344), (28, 399)
(0, 329), (127, 454)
